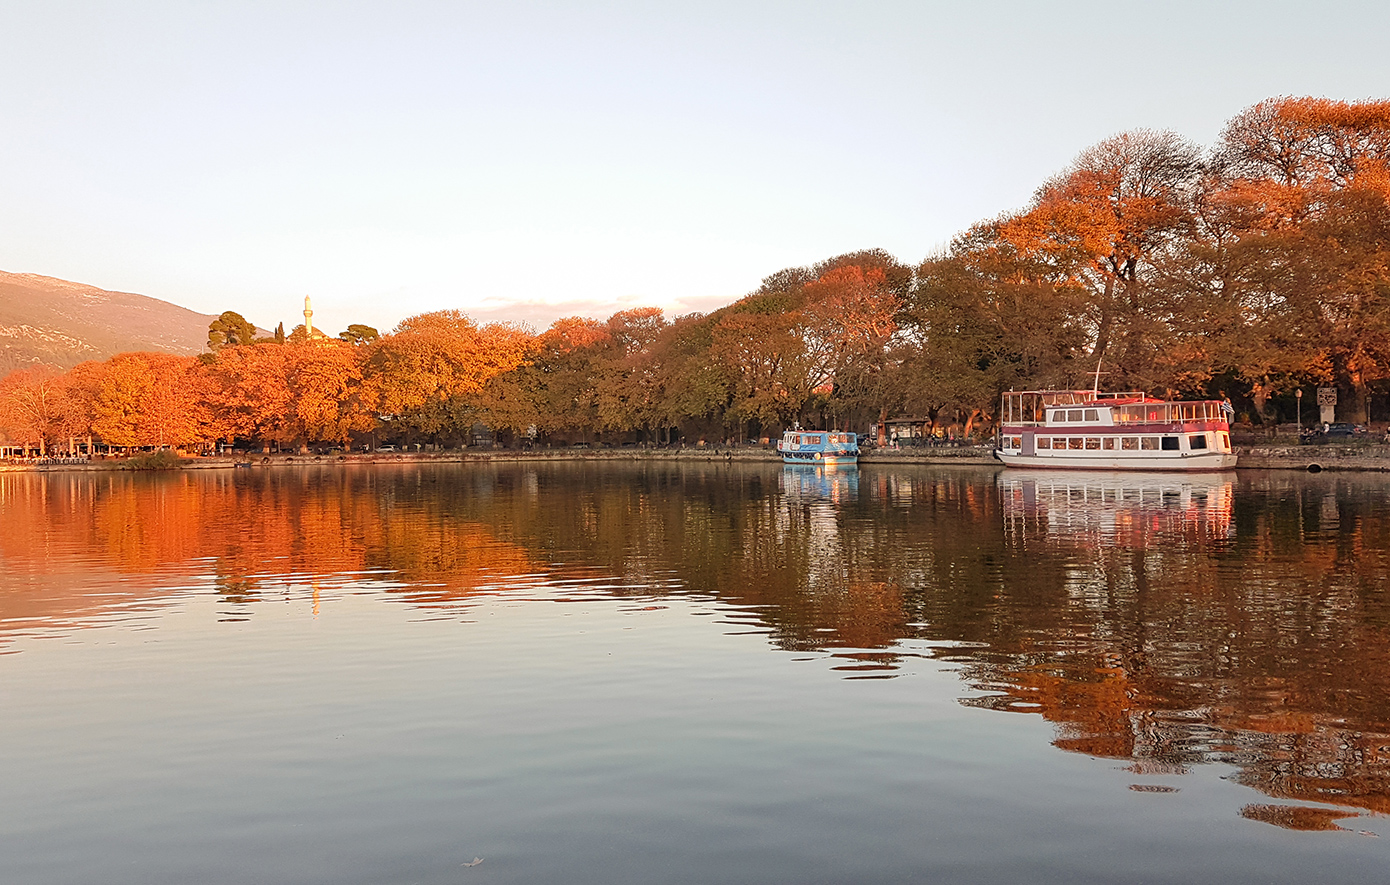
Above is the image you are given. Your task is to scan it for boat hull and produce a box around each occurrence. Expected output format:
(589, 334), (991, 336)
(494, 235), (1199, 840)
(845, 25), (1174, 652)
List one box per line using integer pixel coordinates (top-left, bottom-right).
(782, 452), (858, 466)
(994, 450), (1237, 471)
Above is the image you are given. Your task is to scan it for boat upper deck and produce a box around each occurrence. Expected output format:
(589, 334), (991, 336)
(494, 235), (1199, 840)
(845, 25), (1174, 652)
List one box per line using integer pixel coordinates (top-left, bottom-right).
(1001, 390), (1230, 429)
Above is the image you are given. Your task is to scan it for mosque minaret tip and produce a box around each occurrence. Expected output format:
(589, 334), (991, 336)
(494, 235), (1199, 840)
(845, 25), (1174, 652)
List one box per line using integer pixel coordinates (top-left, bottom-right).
(304, 295), (314, 337)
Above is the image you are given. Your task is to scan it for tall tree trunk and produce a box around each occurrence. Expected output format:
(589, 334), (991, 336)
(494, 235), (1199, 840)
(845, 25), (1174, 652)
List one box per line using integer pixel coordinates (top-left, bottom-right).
(962, 408), (982, 437)
(1350, 370), (1369, 424)
(1090, 274), (1118, 364)
(1251, 378), (1271, 424)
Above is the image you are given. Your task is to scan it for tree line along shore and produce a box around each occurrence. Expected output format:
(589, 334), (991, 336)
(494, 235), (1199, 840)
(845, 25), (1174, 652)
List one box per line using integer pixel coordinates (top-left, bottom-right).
(4, 95), (1390, 458)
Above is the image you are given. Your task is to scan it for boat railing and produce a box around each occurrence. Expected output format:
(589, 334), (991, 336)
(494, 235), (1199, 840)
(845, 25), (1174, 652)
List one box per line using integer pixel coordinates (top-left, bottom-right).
(1110, 401), (1228, 423)
(1002, 390), (1232, 426)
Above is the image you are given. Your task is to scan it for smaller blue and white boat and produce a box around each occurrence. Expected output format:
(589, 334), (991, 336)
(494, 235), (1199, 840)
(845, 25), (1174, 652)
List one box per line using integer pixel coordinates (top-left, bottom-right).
(777, 429), (859, 466)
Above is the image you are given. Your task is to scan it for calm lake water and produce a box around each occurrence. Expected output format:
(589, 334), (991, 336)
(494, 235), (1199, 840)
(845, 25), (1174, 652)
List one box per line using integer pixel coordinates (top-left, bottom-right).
(2, 462), (1388, 884)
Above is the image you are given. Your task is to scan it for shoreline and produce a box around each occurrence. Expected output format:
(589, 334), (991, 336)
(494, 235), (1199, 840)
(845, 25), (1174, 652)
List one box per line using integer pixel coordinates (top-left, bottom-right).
(4, 443), (1390, 473)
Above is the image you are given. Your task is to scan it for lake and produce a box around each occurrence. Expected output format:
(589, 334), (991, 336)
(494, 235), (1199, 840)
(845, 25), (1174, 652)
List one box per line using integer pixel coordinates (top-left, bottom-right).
(1, 462), (1387, 884)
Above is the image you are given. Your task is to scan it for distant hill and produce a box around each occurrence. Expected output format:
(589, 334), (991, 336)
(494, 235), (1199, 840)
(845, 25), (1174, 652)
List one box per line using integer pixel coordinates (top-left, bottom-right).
(0, 271), (224, 373)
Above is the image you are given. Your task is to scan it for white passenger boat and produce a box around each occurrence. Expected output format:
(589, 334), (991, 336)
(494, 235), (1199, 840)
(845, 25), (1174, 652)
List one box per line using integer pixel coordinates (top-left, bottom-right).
(995, 390), (1237, 471)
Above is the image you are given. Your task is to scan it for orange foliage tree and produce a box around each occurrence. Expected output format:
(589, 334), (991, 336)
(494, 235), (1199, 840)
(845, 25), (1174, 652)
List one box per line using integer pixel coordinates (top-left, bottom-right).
(478, 317), (611, 441)
(370, 311), (533, 440)
(200, 343), (294, 444)
(1207, 97), (1390, 419)
(89, 353), (211, 449)
(993, 129), (1202, 388)
(0, 366), (65, 453)
(202, 342), (377, 447)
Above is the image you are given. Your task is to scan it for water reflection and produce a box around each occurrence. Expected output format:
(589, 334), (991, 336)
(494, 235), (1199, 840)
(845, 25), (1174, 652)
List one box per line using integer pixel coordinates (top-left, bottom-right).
(1000, 470), (1236, 550)
(984, 469), (1390, 823)
(778, 464), (860, 503)
(2, 465), (1389, 826)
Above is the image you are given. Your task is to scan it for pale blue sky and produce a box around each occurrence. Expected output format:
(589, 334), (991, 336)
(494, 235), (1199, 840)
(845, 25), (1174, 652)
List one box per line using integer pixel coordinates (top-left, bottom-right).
(2, 1), (1387, 336)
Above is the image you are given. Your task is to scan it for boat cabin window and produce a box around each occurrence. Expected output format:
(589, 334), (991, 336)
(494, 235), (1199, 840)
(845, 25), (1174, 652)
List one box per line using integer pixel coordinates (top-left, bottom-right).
(1189, 434), (1208, 450)
(1121, 438), (1138, 450)
(1067, 409), (1083, 422)
(1084, 409), (1099, 421)
(1161, 436), (1180, 451)
(1037, 438), (1051, 449)
(1220, 432), (1230, 451)
(1085, 438), (1101, 450)
(1141, 437), (1159, 450)
(1102, 438), (1116, 450)
(1068, 438), (1083, 450)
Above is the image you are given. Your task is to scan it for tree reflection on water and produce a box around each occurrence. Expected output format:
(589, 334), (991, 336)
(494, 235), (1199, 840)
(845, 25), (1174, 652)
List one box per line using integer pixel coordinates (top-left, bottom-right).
(2, 463), (1388, 824)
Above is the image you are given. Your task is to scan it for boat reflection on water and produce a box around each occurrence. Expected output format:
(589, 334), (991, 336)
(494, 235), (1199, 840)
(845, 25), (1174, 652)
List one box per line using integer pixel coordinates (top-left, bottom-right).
(776, 466), (860, 598)
(999, 470), (1235, 551)
(778, 464), (860, 504)
(986, 469), (1390, 826)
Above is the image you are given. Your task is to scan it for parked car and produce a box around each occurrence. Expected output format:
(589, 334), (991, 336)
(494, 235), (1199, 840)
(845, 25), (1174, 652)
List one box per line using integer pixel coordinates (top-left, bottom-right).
(377, 444), (398, 452)
(1301, 423), (1356, 444)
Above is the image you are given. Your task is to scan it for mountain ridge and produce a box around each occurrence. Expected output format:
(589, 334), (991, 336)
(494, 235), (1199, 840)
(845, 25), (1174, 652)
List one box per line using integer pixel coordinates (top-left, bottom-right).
(0, 270), (222, 373)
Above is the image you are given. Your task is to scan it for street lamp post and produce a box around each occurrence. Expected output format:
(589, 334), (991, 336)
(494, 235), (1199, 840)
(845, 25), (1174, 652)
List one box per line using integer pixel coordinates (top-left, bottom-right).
(1296, 388), (1303, 431)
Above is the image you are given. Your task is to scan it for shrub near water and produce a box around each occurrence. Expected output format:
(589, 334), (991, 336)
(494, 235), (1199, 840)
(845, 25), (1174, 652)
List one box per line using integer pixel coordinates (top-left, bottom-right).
(122, 450), (184, 470)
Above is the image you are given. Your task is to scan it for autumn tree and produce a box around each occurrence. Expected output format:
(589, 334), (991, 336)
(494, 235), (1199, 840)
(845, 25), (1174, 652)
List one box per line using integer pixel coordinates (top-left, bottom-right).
(709, 287), (814, 435)
(1219, 97), (1390, 195)
(995, 129), (1202, 390)
(478, 317), (610, 442)
(592, 308), (669, 437)
(0, 366), (64, 454)
(282, 343), (378, 444)
(199, 344), (295, 444)
(903, 235), (1089, 431)
(647, 313), (730, 442)
(1158, 167), (1325, 419)
(339, 324), (380, 345)
(1204, 98), (1390, 420)
(201, 341), (378, 447)
(369, 311), (532, 440)
(53, 360), (107, 442)
(1281, 189), (1390, 420)
(207, 311), (258, 351)
(797, 254), (908, 429)
(90, 353), (211, 448)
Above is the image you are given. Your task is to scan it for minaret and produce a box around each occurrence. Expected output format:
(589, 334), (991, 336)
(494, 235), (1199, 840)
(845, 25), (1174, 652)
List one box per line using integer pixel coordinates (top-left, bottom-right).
(304, 296), (314, 338)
